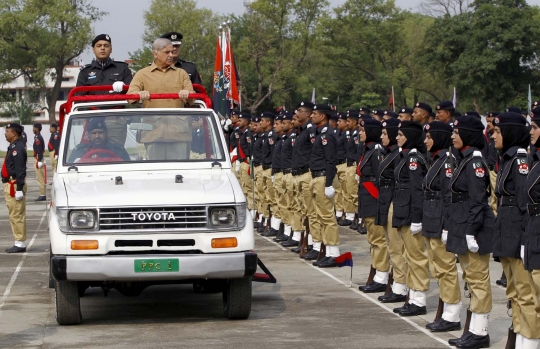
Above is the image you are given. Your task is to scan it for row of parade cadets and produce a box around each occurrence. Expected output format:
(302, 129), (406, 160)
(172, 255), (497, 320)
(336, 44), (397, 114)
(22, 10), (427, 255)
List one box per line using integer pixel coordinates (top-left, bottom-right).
(227, 102), (540, 349)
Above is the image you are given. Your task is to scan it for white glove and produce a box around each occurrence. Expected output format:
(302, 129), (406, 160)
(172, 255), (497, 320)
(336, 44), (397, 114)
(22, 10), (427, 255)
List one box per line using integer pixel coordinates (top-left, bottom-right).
(224, 119), (232, 131)
(325, 186), (336, 198)
(235, 161), (240, 173)
(271, 175), (274, 183)
(521, 245), (525, 261)
(111, 81), (125, 92)
(441, 230), (448, 245)
(466, 235), (479, 253)
(54, 155), (58, 160)
(15, 191), (24, 201)
(410, 223), (422, 234)
(355, 174), (360, 182)
(38, 161), (43, 169)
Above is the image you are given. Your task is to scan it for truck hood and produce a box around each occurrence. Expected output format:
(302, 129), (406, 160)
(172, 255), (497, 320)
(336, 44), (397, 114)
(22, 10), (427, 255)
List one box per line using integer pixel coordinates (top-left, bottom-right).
(62, 170), (238, 207)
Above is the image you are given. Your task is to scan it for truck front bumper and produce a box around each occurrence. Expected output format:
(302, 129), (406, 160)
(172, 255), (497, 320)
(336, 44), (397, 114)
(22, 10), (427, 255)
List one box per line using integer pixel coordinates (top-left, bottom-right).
(51, 252), (257, 282)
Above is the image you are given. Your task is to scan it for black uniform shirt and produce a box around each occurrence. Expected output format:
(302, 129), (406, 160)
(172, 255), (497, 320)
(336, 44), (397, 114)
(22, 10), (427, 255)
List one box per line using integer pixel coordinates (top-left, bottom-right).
(229, 125), (241, 152)
(293, 121), (314, 170)
(252, 133), (264, 163)
(346, 129), (360, 163)
(375, 144), (400, 226)
(422, 150), (453, 236)
(336, 130), (348, 161)
(175, 59), (202, 84)
(272, 133), (284, 171)
(281, 131), (294, 170)
(76, 59), (133, 94)
(238, 128), (253, 160)
(48, 131), (61, 155)
(483, 129), (498, 168)
(309, 123), (337, 187)
(358, 142), (382, 218)
(393, 148), (427, 226)
(524, 150), (540, 270)
(262, 130), (278, 166)
(2, 138), (27, 191)
(33, 133), (45, 161)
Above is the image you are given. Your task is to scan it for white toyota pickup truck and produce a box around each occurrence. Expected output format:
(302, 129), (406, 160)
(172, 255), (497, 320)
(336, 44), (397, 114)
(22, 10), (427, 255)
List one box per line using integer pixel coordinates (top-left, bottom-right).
(48, 89), (256, 325)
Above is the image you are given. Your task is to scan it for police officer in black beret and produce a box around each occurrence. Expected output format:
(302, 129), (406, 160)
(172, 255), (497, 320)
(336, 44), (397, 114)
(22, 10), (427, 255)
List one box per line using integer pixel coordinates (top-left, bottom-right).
(398, 107), (414, 121)
(340, 111), (360, 227)
(383, 111), (398, 120)
(435, 100), (455, 123)
(77, 34), (133, 94)
(413, 102), (432, 125)
(160, 32), (202, 84)
(2, 123), (28, 253)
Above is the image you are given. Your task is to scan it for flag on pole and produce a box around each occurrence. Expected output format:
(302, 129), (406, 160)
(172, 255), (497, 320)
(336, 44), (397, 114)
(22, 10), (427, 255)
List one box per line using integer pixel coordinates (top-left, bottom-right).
(224, 26), (240, 109)
(311, 88), (316, 104)
(212, 36), (227, 117)
(452, 87), (457, 108)
(334, 252), (354, 287)
(389, 86), (395, 112)
(528, 84), (532, 115)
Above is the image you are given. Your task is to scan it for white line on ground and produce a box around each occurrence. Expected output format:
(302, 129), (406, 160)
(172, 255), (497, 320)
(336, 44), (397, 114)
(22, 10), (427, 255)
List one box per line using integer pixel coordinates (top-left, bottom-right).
(304, 260), (452, 348)
(260, 235), (288, 251)
(0, 210), (47, 315)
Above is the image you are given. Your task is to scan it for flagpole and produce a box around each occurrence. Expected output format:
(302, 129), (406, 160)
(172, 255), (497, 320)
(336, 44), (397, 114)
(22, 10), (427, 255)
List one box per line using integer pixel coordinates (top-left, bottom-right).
(392, 86), (395, 112)
(350, 266), (353, 288)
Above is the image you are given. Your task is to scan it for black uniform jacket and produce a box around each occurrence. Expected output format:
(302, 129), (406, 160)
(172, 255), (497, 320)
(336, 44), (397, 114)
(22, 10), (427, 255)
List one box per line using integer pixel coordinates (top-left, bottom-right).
(252, 133), (264, 164)
(358, 142), (382, 218)
(238, 128), (253, 161)
(281, 130), (294, 170)
(175, 59), (202, 85)
(229, 125), (241, 152)
(309, 123), (337, 187)
(524, 150), (540, 270)
(48, 132), (60, 155)
(336, 130), (348, 162)
(422, 150), (453, 238)
(346, 129), (359, 165)
(76, 59), (133, 94)
(33, 133), (45, 161)
(293, 121), (314, 171)
(272, 132), (284, 172)
(493, 146), (528, 259)
(375, 144), (400, 226)
(2, 138), (27, 191)
(392, 148), (427, 228)
(262, 130), (278, 167)
(446, 147), (495, 256)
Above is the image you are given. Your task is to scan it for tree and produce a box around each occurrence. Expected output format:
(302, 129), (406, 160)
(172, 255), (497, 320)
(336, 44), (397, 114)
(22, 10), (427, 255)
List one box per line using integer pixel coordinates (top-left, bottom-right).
(0, 0), (104, 123)
(419, 0), (472, 17)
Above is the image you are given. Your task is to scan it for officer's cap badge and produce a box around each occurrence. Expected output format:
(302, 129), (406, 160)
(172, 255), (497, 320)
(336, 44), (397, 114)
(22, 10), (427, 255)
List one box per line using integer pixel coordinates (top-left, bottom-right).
(425, 124), (430, 130)
(106, 35), (110, 41)
(171, 34), (177, 40)
(494, 117), (500, 124)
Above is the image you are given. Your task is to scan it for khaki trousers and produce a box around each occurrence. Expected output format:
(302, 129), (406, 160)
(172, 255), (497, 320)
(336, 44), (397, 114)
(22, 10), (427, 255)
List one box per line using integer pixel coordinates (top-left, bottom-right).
(425, 237), (461, 304)
(343, 165), (358, 213)
(254, 166), (264, 214)
(288, 174), (303, 231)
(309, 176), (339, 245)
(398, 225), (430, 291)
(489, 170), (497, 215)
(4, 183), (27, 242)
(458, 251), (492, 314)
(231, 161), (240, 182)
(49, 152), (57, 172)
(386, 204), (407, 285)
(261, 168), (276, 218)
(529, 270), (540, 339)
(34, 158), (46, 196)
(334, 163), (347, 213)
(273, 172), (287, 223)
(296, 172), (318, 236)
(239, 163), (254, 211)
(365, 216), (390, 272)
(501, 257), (539, 338)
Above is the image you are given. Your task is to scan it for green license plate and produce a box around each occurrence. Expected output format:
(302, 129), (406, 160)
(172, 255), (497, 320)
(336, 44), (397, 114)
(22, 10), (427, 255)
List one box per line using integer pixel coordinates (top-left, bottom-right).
(134, 259), (179, 273)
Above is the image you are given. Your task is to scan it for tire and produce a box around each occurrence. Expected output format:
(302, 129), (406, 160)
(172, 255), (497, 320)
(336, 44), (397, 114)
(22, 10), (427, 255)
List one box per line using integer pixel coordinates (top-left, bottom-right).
(55, 280), (81, 325)
(48, 248), (55, 289)
(223, 277), (252, 320)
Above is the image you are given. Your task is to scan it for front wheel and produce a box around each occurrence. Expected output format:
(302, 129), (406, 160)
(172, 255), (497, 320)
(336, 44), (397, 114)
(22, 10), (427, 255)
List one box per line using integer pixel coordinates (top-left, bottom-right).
(55, 280), (81, 325)
(223, 277), (252, 320)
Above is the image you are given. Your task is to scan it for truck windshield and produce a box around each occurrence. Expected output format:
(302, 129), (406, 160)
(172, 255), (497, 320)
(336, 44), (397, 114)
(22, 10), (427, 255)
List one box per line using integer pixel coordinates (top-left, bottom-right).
(64, 111), (225, 164)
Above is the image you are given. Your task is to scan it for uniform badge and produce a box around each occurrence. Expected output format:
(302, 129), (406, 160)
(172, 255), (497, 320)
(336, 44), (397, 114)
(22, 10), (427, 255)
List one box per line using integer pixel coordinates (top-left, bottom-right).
(88, 71), (96, 79)
(322, 139), (328, 145)
(12, 150), (17, 156)
(517, 159), (529, 174)
(409, 158), (418, 171)
(475, 167), (485, 178)
(235, 134), (240, 139)
(268, 131), (273, 136)
(54, 135), (58, 139)
(269, 139), (274, 145)
(292, 139), (296, 146)
(35, 139), (40, 145)
(354, 137), (359, 144)
(310, 138), (315, 144)
(444, 163), (452, 178)
(247, 137), (251, 143)
(321, 127), (327, 133)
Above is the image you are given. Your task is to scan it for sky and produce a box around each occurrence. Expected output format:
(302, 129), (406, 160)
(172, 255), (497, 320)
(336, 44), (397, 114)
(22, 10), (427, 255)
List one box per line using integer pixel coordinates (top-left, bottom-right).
(80, 0), (540, 64)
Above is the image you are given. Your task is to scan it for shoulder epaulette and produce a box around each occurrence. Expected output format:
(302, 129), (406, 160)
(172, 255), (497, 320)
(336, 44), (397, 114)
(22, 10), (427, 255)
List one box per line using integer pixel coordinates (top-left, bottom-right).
(321, 127), (328, 133)
(180, 59), (196, 65)
(472, 150), (482, 157)
(517, 148), (528, 156)
(79, 64), (92, 71)
(410, 148), (417, 154)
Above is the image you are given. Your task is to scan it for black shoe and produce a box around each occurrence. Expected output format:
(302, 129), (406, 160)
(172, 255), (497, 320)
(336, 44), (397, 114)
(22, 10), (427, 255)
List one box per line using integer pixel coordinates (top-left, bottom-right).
(291, 246), (302, 253)
(338, 219), (352, 226)
(398, 303), (427, 316)
(282, 240), (299, 248)
(359, 281), (373, 292)
(393, 303), (409, 313)
(496, 278), (507, 287)
(428, 319), (461, 332)
(274, 234), (289, 242)
(449, 331), (474, 346)
(362, 281), (387, 293)
(254, 222), (261, 228)
(312, 256), (328, 266)
(378, 292), (407, 303)
(301, 249), (319, 260)
(5, 245), (26, 253)
(350, 222), (359, 230)
(257, 225), (266, 233)
(455, 333), (489, 349)
(262, 228), (278, 237)
(358, 225), (367, 234)
(318, 257), (337, 268)
(35, 195), (46, 201)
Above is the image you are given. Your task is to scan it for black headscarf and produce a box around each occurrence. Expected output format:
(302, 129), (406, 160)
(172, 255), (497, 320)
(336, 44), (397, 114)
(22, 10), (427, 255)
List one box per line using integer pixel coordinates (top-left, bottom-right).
(458, 129), (485, 150)
(364, 126), (382, 143)
(533, 120), (540, 148)
(382, 119), (399, 147)
(400, 121), (424, 150)
(499, 125), (530, 153)
(425, 121), (453, 153)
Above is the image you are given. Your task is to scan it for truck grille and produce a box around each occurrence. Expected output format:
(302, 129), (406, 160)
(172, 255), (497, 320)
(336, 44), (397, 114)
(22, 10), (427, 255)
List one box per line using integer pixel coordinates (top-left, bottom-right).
(99, 206), (207, 231)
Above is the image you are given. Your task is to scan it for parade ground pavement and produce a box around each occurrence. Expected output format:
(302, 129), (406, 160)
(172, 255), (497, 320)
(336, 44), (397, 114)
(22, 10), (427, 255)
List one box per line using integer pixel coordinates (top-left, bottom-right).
(0, 163), (512, 348)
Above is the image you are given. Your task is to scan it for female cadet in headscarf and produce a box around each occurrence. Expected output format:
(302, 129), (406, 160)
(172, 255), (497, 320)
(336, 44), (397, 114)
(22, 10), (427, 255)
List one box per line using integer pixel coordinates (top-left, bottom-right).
(446, 115), (495, 349)
(501, 111), (540, 349)
(391, 121), (431, 317)
(375, 118), (408, 304)
(356, 119), (390, 293)
(422, 121), (462, 333)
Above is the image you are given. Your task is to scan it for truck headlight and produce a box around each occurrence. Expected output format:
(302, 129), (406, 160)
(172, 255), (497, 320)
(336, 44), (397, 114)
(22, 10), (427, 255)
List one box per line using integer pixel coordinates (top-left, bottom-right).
(209, 208), (236, 227)
(69, 210), (95, 229)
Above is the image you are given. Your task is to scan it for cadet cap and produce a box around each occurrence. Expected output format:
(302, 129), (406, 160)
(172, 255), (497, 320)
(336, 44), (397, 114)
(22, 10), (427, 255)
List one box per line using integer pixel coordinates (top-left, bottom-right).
(297, 101), (314, 110)
(487, 111), (500, 118)
(87, 118), (107, 132)
(252, 116), (261, 123)
(347, 110), (359, 120)
(238, 112), (251, 120)
(313, 104), (332, 112)
(261, 112), (276, 120)
(436, 100), (454, 111)
(425, 121), (453, 134)
(384, 111), (398, 118)
(465, 111), (481, 119)
(360, 119), (381, 128)
(329, 112), (339, 121)
(337, 112), (348, 121)
(381, 118), (400, 129)
(360, 114), (372, 121)
(160, 32), (183, 45)
(505, 106), (521, 113)
(493, 112), (528, 127)
(399, 107), (414, 114)
(6, 123), (23, 134)
(372, 109), (384, 116)
(33, 123), (42, 130)
(414, 102), (432, 114)
(92, 34), (111, 47)
(282, 111), (294, 121)
(359, 107), (371, 114)
(51, 123), (58, 128)
(453, 115), (484, 131)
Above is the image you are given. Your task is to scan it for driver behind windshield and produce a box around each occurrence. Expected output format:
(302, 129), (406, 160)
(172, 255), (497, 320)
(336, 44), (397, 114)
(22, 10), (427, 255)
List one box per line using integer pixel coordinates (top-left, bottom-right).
(68, 118), (130, 163)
